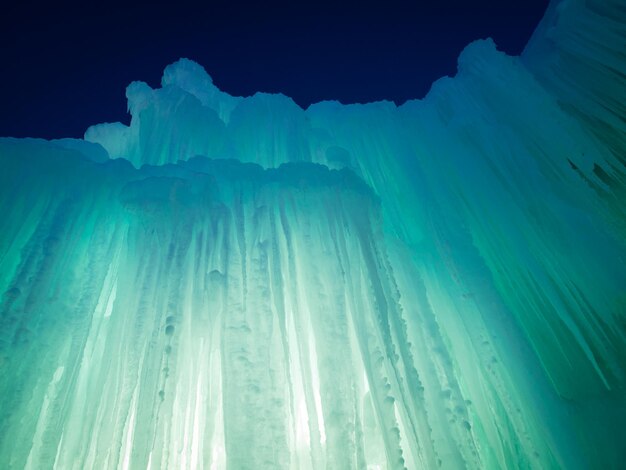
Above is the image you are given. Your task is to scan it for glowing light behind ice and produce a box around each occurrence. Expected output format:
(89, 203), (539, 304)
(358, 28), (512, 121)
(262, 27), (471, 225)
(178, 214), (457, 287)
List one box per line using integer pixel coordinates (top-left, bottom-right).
(1, 0), (625, 468)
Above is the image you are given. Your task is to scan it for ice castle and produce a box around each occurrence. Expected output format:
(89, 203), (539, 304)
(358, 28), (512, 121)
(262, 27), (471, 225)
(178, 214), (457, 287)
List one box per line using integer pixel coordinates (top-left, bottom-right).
(1, 0), (625, 468)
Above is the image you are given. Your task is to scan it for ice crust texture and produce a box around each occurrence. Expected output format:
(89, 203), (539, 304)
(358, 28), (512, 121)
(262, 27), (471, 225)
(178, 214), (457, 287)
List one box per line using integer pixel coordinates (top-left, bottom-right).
(1, 0), (626, 468)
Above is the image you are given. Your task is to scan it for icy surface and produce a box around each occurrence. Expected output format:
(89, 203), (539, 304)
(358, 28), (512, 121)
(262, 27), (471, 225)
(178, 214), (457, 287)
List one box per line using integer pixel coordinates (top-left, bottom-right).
(1, 0), (626, 468)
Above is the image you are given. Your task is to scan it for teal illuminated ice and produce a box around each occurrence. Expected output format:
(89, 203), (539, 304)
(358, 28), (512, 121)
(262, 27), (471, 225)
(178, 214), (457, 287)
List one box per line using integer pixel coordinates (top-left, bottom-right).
(1, 0), (625, 468)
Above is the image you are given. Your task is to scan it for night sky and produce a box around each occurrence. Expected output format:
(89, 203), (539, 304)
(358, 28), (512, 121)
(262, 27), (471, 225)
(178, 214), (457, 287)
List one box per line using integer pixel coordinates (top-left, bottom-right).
(1, 0), (549, 139)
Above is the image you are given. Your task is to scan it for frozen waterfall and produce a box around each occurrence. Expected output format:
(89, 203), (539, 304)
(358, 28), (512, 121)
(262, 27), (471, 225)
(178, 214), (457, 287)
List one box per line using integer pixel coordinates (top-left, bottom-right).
(1, 0), (625, 468)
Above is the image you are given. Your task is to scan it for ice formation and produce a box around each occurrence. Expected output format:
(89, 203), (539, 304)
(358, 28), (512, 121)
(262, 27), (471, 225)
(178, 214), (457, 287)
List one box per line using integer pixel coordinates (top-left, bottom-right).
(1, 0), (625, 468)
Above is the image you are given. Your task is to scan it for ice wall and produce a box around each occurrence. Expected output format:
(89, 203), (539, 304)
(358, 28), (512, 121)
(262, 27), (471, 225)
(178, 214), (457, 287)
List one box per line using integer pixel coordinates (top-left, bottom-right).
(1, 0), (625, 468)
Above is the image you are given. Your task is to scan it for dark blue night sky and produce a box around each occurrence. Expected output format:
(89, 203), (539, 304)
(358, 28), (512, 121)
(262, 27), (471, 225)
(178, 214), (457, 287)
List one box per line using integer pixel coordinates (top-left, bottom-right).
(1, 0), (548, 139)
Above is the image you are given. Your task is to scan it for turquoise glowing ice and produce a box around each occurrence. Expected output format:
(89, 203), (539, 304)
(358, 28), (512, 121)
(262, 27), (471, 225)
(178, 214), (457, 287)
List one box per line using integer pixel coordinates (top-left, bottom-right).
(1, 0), (625, 468)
